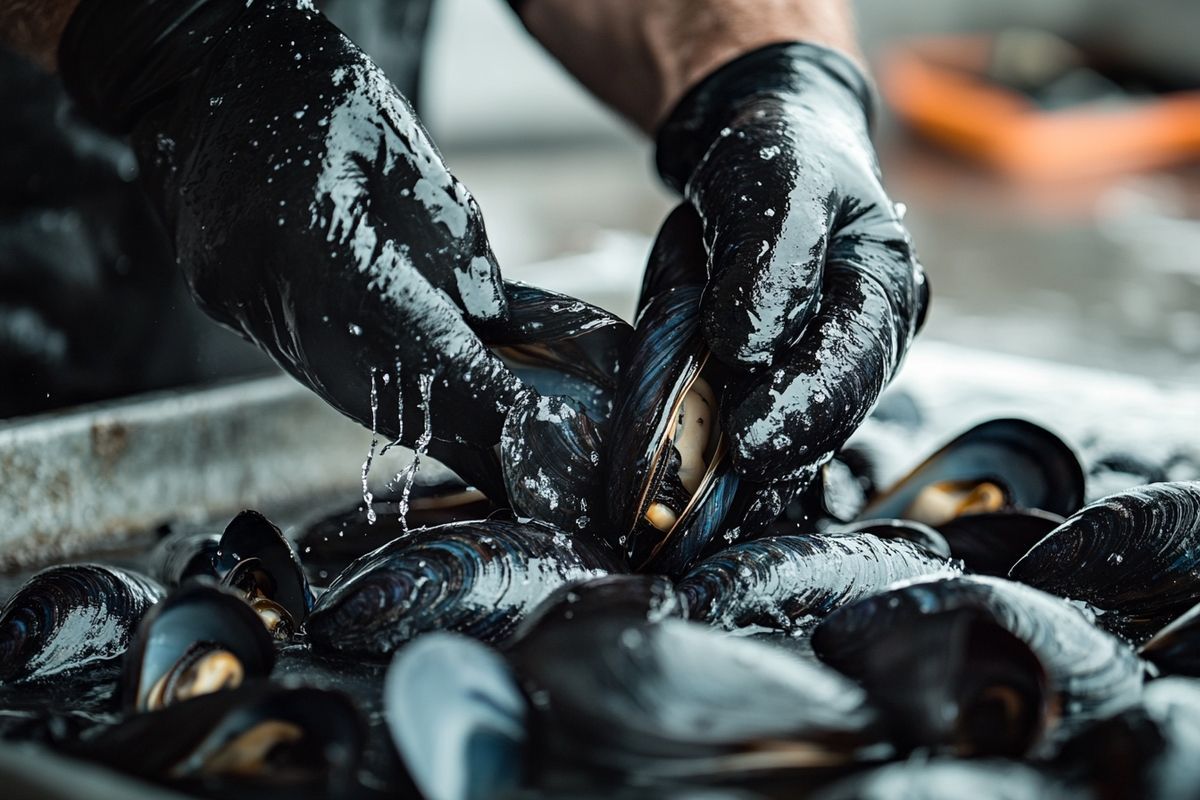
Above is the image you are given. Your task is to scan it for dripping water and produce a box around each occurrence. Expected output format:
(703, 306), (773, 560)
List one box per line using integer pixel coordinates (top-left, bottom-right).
(361, 368), (379, 525)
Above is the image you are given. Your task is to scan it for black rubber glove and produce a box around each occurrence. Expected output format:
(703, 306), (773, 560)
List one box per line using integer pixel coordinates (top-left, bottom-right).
(58, 0), (520, 454)
(657, 42), (929, 482)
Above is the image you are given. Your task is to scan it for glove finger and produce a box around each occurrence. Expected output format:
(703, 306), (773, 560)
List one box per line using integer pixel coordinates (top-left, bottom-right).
(688, 117), (835, 368)
(724, 213), (924, 481)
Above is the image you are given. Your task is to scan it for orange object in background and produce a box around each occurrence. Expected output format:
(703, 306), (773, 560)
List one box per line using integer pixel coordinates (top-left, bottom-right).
(880, 35), (1200, 180)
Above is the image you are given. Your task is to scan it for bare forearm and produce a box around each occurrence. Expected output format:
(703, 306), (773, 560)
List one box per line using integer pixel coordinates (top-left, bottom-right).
(517, 0), (862, 132)
(0, 0), (79, 69)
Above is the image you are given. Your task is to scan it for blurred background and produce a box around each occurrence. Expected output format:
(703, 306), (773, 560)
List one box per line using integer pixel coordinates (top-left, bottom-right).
(3, 0), (1200, 419)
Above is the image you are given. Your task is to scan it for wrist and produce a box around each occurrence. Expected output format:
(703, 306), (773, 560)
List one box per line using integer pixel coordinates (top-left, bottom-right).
(0, 0), (80, 70)
(656, 41), (874, 193)
(644, 0), (864, 129)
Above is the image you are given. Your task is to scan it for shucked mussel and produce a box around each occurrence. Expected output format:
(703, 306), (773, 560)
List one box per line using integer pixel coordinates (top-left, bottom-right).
(0, 564), (163, 683)
(306, 519), (619, 656)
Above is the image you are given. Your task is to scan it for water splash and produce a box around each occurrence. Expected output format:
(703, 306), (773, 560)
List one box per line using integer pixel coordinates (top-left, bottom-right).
(361, 368), (379, 525)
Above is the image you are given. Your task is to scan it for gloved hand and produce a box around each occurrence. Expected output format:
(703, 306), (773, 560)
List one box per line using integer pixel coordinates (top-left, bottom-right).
(656, 43), (928, 482)
(57, 0), (521, 455)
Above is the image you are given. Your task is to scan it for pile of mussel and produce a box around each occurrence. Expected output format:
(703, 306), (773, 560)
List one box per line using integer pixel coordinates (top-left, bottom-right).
(5, 223), (1200, 800)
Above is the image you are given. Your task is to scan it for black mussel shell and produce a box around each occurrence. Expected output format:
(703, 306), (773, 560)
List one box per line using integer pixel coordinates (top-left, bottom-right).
(216, 511), (313, 631)
(1142, 602), (1200, 677)
(486, 281), (631, 423)
(812, 575), (1143, 753)
(147, 530), (222, 586)
(0, 564), (164, 683)
(937, 509), (1064, 577)
(306, 520), (620, 657)
(678, 533), (954, 635)
(606, 284), (740, 576)
(835, 518), (952, 558)
(510, 574), (684, 647)
(860, 418), (1085, 523)
(635, 204), (708, 318)
(1053, 677), (1200, 800)
(387, 633), (528, 800)
(68, 683), (364, 789)
(122, 582), (274, 712)
(812, 758), (1084, 800)
(506, 617), (884, 790)
(1010, 481), (1200, 645)
(295, 483), (495, 580)
(501, 392), (605, 535)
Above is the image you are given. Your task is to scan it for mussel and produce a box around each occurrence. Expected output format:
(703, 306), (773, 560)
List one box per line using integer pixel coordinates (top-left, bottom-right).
(1010, 481), (1200, 645)
(121, 582), (274, 711)
(604, 280), (743, 577)
(69, 683), (364, 790)
(386, 633), (527, 800)
(1053, 677), (1200, 800)
(512, 574), (684, 642)
(1141, 602), (1200, 677)
(860, 418), (1085, 524)
(306, 519), (620, 657)
(0, 564), (163, 683)
(812, 575), (1143, 754)
(678, 533), (954, 635)
(150, 510), (313, 639)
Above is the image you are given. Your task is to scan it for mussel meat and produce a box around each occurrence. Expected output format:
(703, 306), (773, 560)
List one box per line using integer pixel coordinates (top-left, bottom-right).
(678, 533), (954, 635)
(0, 564), (163, 683)
(306, 519), (620, 656)
(121, 582), (274, 711)
(1010, 481), (1200, 645)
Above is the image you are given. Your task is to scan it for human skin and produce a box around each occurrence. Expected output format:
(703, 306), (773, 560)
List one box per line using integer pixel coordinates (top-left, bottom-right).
(515, 0), (863, 132)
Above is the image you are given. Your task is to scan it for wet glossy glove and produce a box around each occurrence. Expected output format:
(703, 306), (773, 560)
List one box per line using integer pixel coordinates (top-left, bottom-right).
(657, 42), (928, 482)
(58, 0), (520, 453)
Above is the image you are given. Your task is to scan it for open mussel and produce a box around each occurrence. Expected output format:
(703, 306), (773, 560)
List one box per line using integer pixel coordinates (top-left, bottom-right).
(306, 519), (620, 657)
(812, 575), (1143, 755)
(122, 582), (273, 712)
(1010, 481), (1200, 645)
(0, 564), (163, 683)
(605, 282), (743, 576)
(1054, 677), (1200, 800)
(150, 510), (313, 639)
(860, 418), (1085, 524)
(678, 533), (954, 635)
(68, 683), (364, 792)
